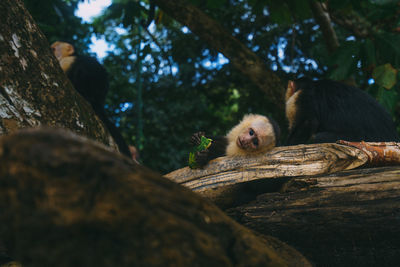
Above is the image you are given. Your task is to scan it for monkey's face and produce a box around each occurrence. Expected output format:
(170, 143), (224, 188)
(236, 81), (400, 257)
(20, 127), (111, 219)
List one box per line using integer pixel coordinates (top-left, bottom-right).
(236, 127), (260, 151)
(236, 121), (275, 152)
(226, 114), (277, 156)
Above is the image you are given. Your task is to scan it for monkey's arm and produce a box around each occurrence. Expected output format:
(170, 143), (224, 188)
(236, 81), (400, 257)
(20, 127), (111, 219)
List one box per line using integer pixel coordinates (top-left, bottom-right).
(190, 132), (228, 167)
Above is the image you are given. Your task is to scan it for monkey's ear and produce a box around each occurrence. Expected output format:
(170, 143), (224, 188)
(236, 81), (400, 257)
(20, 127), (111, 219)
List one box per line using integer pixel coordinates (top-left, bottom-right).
(286, 80), (297, 101)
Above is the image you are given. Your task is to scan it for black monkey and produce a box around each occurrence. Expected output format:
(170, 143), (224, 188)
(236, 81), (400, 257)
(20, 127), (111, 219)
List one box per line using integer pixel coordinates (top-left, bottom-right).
(51, 41), (132, 158)
(191, 114), (280, 168)
(285, 77), (400, 145)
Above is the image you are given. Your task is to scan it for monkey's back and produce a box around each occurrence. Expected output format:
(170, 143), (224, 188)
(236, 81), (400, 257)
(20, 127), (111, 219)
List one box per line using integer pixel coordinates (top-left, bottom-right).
(299, 79), (399, 142)
(66, 55), (109, 109)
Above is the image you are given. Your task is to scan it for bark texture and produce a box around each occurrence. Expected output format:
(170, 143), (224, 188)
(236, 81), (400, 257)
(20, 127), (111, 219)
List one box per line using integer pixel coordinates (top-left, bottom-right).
(309, 0), (339, 53)
(228, 166), (400, 266)
(165, 143), (368, 207)
(0, 128), (311, 267)
(153, 0), (285, 111)
(0, 0), (117, 150)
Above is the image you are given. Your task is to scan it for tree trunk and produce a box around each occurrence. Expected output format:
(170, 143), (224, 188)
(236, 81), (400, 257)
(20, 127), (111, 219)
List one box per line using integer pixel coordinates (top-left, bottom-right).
(227, 166), (400, 266)
(0, 128), (311, 267)
(0, 0), (118, 151)
(153, 0), (285, 111)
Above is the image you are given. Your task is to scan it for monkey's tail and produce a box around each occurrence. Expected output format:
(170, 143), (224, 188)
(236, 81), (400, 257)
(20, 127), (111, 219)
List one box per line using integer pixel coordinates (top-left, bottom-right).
(95, 108), (132, 159)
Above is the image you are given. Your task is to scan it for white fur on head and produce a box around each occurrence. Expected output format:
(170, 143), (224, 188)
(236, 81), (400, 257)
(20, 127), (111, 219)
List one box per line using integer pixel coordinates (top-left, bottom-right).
(225, 114), (276, 156)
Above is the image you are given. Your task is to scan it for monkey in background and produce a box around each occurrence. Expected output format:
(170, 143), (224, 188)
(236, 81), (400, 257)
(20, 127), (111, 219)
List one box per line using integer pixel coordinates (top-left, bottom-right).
(51, 41), (132, 158)
(191, 114), (280, 168)
(285, 77), (400, 145)
(129, 145), (140, 163)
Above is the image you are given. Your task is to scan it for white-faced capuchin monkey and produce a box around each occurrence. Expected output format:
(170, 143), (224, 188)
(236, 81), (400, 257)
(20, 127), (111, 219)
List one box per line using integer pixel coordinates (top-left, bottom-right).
(285, 77), (400, 145)
(190, 114), (280, 167)
(51, 41), (132, 158)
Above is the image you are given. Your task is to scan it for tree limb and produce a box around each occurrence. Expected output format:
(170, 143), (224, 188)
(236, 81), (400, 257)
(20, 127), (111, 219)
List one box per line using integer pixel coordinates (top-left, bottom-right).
(309, 0), (339, 53)
(153, 0), (285, 111)
(0, 127), (311, 266)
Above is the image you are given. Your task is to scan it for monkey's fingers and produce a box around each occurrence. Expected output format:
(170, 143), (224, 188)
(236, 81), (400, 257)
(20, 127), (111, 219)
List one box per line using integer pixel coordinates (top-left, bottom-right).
(190, 131), (206, 146)
(194, 149), (210, 167)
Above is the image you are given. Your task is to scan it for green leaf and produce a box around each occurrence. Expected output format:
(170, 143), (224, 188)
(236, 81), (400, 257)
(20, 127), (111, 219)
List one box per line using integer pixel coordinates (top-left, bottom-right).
(188, 136), (213, 169)
(376, 85), (398, 113)
(372, 63), (398, 89)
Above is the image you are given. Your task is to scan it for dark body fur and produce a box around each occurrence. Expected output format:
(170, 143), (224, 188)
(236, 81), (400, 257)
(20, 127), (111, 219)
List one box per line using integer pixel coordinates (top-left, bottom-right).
(286, 78), (400, 145)
(66, 55), (109, 109)
(65, 54), (131, 157)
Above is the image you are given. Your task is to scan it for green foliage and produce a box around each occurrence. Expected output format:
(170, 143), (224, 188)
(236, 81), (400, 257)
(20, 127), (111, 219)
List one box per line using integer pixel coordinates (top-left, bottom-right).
(328, 41), (360, 81)
(25, 0), (400, 173)
(373, 64), (398, 90)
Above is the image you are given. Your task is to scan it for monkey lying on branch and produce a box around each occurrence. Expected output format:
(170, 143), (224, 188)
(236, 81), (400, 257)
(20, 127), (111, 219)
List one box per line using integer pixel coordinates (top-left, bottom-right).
(189, 114), (280, 168)
(189, 77), (400, 168)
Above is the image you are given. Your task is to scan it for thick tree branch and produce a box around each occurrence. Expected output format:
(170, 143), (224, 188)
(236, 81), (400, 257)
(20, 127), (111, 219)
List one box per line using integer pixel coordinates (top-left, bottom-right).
(153, 0), (285, 111)
(0, 127), (311, 266)
(309, 0), (339, 53)
(228, 166), (400, 266)
(328, 7), (372, 38)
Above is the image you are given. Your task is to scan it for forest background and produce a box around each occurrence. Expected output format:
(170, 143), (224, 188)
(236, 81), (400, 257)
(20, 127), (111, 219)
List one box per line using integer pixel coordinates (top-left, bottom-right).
(23, 0), (400, 173)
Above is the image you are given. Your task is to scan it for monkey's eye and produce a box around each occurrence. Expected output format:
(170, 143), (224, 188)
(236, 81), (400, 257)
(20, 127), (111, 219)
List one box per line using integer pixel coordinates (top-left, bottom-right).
(252, 138), (258, 146)
(249, 129), (254, 136)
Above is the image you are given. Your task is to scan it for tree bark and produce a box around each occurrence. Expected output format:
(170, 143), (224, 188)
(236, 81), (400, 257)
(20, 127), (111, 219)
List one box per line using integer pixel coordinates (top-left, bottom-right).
(227, 166), (400, 266)
(153, 0), (285, 111)
(0, 128), (311, 267)
(328, 6), (372, 38)
(309, 0), (339, 53)
(165, 143), (368, 207)
(0, 0), (118, 151)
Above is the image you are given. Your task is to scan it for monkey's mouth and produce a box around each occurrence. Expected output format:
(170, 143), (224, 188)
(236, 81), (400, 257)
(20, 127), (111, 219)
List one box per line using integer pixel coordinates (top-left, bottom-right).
(236, 138), (245, 150)
(237, 138), (256, 151)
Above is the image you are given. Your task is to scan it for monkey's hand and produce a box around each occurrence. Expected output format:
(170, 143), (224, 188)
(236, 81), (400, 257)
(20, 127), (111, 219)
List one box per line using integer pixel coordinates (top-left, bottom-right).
(190, 131), (206, 146)
(193, 149), (211, 168)
(188, 134), (213, 169)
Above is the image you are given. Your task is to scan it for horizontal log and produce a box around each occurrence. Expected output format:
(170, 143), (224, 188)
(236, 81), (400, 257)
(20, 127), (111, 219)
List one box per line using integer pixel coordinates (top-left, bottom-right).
(227, 166), (400, 266)
(165, 143), (368, 192)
